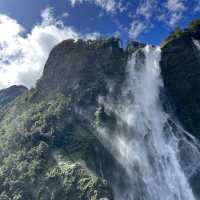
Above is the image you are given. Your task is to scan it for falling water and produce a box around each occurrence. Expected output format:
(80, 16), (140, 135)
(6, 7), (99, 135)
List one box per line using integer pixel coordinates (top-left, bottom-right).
(193, 38), (200, 50)
(97, 45), (200, 200)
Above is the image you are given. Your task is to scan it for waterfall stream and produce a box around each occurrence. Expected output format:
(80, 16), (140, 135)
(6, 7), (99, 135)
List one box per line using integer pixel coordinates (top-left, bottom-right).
(97, 45), (200, 200)
(193, 39), (200, 50)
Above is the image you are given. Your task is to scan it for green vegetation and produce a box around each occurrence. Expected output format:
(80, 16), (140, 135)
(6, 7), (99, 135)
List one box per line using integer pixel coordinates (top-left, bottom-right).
(0, 89), (113, 199)
(170, 27), (184, 38)
(162, 18), (200, 45)
(163, 26), (187, 44)
(188, 19), (200, 30)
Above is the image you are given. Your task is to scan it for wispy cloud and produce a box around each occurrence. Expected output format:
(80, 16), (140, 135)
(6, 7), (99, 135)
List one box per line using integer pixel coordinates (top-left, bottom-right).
(69, 0), (190, 39)
(128, 0), (188, 39)
(160, 0), (187, 27)
(128, 0), (157, 39)
(164, 0), (186, 12)
(194, 0), (200, 12)
(0, 7), (99, 89)
(68, 0), (126, 13)
(136, 0), (157, 20)
(129, 20), (147, 39)
(62, 12), (69, 18)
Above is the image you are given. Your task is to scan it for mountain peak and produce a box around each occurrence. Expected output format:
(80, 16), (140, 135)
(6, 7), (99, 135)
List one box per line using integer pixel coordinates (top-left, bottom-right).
(31, 37), (131, 102)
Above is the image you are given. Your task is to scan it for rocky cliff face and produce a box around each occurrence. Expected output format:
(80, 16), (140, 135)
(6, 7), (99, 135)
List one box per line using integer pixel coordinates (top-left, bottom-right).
(34, 38), (126, 101)
(160, 21), (200, 139)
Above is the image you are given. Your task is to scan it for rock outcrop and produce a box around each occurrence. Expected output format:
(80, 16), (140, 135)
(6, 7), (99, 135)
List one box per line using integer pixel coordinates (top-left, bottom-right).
(34, 38), (126, 101)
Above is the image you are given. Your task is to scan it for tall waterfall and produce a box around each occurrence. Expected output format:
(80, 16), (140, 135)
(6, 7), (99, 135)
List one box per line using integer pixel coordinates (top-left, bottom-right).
(97, 45), (200, 200)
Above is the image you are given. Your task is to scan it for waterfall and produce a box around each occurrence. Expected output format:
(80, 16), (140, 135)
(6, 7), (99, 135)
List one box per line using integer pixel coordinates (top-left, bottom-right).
(97, 45), (200, 200)
(193, 38), (200, 50)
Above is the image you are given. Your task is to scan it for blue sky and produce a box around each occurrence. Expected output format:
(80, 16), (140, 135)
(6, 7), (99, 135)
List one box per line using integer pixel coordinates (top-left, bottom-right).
(0, 0), (200, 44)
(0, 0), (200, 88)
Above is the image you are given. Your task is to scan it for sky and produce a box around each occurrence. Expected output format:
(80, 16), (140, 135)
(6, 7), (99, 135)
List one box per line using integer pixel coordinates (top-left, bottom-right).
(0, 0), (199, 89)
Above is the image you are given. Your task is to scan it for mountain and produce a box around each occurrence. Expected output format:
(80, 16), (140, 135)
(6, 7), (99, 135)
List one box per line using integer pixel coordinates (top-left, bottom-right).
(0, 85), (27, 108)
(0, 20), (200, 200)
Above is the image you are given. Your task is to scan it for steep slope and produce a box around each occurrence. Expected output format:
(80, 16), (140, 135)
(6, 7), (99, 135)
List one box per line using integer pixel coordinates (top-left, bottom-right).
(160, 20), (200, 139)
(0, 85), (27, 108)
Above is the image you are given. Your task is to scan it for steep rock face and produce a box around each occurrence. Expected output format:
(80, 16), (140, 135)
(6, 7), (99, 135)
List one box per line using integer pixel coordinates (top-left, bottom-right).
(0, 85), (27, 108)
(34, 38), (126, 101)
(160, 22), (200, 139)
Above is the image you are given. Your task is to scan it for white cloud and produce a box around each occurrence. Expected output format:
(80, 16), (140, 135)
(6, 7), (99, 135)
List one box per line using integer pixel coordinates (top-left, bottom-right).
(84, 31), (101, 40)
(159, 12), (183, 27)
(62, 12), (69, 18)
(127, 0), (188, 39)
(128, 20), (147, 39)
(41, 6), (55, 24)
(0, 15), (24, 40)
(128, 0), (156, 39)
(68, 0), (189, 40)
(164, 0), (186, 12)
(194, 0), (200, 12)
(0, 7), (99, 89)
(68, 0), (126, 13)
(136, 0), (156, 20)
(161, 0), (187, 27)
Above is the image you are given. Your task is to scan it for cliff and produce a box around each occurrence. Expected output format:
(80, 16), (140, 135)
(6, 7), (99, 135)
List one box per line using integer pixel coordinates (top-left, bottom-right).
(160, 19), (200, 139)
